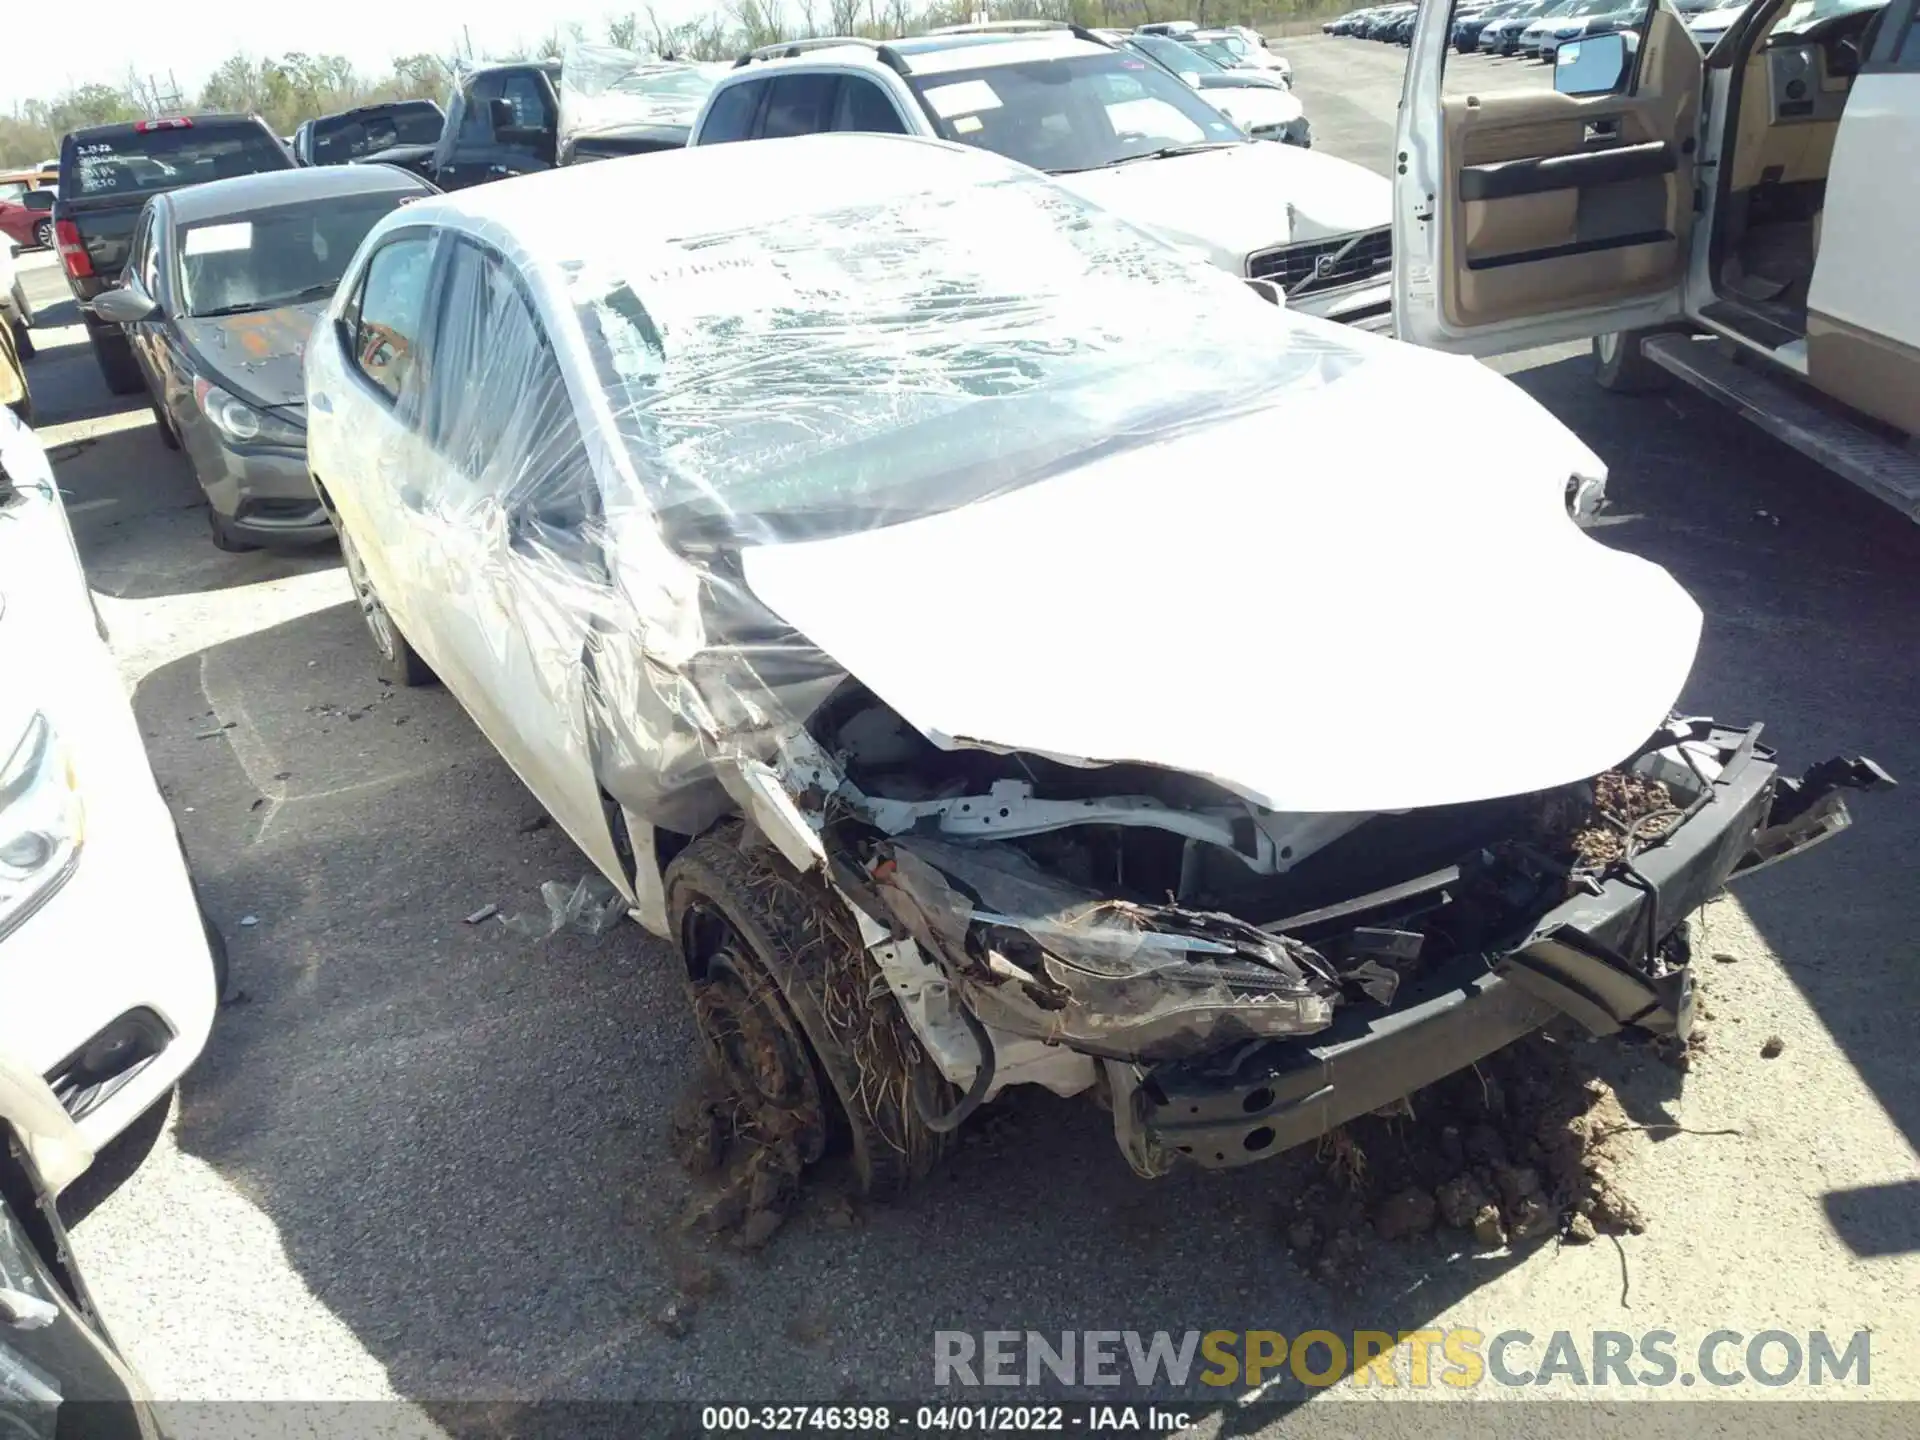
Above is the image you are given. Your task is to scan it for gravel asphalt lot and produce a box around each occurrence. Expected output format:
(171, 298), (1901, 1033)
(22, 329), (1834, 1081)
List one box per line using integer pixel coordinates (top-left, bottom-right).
(12, 30), (1920, 1426)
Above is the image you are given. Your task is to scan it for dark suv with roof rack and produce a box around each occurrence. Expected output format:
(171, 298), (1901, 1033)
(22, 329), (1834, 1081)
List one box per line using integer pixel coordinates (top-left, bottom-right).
(54, 114), (294, 394)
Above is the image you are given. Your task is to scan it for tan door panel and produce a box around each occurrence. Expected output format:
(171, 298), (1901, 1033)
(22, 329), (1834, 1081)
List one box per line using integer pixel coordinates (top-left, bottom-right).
(1438, 7), (1700, 329)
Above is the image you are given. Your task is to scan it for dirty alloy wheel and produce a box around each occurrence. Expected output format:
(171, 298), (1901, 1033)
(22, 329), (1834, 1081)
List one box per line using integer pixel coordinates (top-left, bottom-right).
(1593, 329), (1672, 394)
(338, 524), (434, 687)
(666, 824), (954, 1200)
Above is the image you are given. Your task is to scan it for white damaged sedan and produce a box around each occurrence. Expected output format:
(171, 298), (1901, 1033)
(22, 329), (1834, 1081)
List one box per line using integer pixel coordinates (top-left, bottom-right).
(306, 134), (1888, 1195)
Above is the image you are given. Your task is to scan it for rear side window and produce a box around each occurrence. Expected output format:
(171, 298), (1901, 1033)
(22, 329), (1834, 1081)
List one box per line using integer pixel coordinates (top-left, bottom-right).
(349, 235), (435, 404)
(62, 123), (290, 199)
(762, 74), (839, 139)
(699, 82), (765, 144)
(833, 78), (908, 134)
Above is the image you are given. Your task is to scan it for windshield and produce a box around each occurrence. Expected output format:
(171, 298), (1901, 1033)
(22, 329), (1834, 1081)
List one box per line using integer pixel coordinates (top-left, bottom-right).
(64, 124), (291, 199)
(571, 169), (1363, 540)
(178, 191), (413, 317)
(906, 53), (1242, 175)
(309, 104), (444, 164)
(1129, 34), (1225, 73)
(1774, 0), (1886, 32)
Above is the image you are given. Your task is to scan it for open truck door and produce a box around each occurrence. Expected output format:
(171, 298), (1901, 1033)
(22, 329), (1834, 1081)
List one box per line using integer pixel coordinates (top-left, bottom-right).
(1393, 1), (1705, 356)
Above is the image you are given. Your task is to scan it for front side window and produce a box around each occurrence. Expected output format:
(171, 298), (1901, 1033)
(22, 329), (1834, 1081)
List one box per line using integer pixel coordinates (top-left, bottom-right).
(832, 77), (909, 134)
(425, 241), (601, 553)
(178, 191), (419, 318)
(907, 53), (1241, 173)
(351, 235), (435, 403)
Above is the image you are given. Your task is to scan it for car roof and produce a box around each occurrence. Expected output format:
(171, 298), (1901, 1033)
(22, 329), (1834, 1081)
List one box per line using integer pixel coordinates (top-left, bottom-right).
(401, 132), (1031, 266)
(735, 30), (1109, 78)
(164, 164), (429, 224)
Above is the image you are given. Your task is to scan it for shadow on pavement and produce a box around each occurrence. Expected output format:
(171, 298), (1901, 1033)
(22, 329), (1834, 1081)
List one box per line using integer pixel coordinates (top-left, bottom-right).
(1505, 353), (1920, 1258)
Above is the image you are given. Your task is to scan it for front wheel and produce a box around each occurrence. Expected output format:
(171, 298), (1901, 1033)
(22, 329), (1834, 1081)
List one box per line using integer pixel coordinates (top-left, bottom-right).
(667, 825), (955, 1199)
(33, 218), (53, 250)
(1593, 329), (1673, 394)
(338, 523), (434, 686)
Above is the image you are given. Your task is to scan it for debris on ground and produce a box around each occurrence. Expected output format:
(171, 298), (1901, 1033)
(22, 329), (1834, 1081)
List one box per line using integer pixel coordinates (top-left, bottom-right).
(1761, 1034), (1786, 1059)
(499, 874), (628, 938)
(1274, 1032), (1651, 1283)
(651, 1299), (693, 1339)
(239, 915), (258, 927)
(464, 903), (499, 925)
(1713, 951), (1740, 964)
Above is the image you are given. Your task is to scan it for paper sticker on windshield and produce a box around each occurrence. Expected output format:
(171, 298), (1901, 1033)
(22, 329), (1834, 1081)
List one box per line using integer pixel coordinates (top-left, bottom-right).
(953, 115), (984, 134)
(922, 79), (1003, 119)
(185, 222), (253, 256)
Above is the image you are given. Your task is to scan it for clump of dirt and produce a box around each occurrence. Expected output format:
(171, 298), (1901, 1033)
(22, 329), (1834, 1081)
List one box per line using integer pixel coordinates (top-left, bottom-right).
(1273, 1033), (1649, 1285)
(669, 1070), (811, 1252)
(1557, 771), (1684, 869)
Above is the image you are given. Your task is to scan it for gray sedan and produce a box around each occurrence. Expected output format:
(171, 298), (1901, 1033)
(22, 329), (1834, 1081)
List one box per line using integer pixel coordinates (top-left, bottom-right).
(92, 165), (435, 551)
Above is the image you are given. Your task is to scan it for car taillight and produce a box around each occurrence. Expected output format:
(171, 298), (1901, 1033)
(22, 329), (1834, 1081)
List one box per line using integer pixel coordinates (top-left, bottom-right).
(54, 219), (92, 279)
(134, 117), (193, 132)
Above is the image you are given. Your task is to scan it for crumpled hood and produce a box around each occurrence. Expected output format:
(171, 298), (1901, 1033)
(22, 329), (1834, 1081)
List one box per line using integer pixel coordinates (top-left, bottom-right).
(180, 300), (327, 410)
(739, 330), (1697, 815)
(1052, 142), (1391, 271)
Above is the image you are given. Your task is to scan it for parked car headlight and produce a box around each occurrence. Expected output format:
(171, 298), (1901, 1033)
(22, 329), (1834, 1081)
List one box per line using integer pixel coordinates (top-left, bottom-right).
(193, 378), (305, 449)
(0, 713), (83, 941)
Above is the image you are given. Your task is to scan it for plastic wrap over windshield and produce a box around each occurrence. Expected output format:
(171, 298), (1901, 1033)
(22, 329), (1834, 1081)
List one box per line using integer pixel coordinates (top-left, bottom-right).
(557, 43), (728, 155)
(416, 147), (1375, 837)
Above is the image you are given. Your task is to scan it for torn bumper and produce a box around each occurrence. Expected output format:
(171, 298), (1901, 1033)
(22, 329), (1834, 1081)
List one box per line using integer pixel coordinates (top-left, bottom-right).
(1123, 723), (1891, 1173)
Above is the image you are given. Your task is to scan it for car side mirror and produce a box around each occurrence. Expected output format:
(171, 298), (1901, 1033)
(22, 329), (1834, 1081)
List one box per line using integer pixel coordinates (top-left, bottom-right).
(488, 98), (517, 134)
(1555, 32), (1631, 98)
(91, 282), (158, 325)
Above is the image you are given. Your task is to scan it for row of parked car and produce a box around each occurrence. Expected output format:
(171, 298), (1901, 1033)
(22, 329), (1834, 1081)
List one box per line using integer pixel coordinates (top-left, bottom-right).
(1328, 0), (1746, 57)
(30, 23), (1398, 552)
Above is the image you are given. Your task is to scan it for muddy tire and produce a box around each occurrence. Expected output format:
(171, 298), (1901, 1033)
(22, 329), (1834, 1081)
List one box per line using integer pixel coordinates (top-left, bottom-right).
(1593, 329), (1672, 394)
(666, 824), (952, 1200)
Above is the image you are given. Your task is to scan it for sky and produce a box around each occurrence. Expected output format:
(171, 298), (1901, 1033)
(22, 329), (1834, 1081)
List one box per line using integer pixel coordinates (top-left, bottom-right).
(2, 0), (717, 112)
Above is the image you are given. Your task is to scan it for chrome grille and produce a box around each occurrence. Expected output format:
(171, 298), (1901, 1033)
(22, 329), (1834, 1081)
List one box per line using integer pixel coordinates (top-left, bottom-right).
(1246, 227), (1392, 291)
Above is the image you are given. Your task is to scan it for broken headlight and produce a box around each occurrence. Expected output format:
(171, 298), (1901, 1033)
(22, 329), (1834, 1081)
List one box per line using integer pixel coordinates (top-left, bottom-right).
(871, 839), (1338, 1065)
(0, 713), (84, 942)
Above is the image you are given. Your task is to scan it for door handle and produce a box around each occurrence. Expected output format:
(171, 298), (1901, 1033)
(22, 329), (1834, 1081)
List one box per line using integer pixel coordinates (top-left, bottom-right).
(311, 392), (332, 414)
(1584, 119), (1621, 143)
(0, 1287), (59, 1330)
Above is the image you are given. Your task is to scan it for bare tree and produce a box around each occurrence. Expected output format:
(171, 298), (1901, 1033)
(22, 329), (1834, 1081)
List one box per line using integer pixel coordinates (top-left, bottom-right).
(828, 0), (864, 36)
(606, 12), (645, 49)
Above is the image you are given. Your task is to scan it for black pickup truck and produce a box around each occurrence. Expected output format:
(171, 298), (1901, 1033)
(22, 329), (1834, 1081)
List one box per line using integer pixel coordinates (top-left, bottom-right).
(53, 115), (293, 393)
(427, 57), (700, 190)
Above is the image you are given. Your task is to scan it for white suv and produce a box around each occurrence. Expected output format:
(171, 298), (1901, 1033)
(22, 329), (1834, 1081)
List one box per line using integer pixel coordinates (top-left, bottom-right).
(687, 26), (1395, 328)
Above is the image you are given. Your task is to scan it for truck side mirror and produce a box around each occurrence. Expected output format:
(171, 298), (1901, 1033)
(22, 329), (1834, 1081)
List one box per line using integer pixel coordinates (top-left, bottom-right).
(1555, 33), (1631, 98)
(488, 98), (517, 134)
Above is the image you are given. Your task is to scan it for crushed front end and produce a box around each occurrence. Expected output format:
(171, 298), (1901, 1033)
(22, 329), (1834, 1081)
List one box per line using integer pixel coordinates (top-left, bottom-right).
(786, 699), (1890, 1178)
